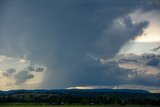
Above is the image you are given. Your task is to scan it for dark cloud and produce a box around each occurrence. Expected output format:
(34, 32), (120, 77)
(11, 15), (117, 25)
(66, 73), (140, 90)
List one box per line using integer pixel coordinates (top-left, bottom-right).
(92, 16), (148, 58)
(27, 66), (44, 72)
(41, 14), (148, 88)
(147, 0), (160, 8)
(2, 68), (16, 77)
(143, 54), (160, 67)
(68, 58), (160, 87)
(152, 45), (160, 52)
(14, 70), (34, 85)
(0, 0), (158, 90)
(96, 53), (160, 87)
(114, 53), (160, 68)
(146, 58), (160, 67)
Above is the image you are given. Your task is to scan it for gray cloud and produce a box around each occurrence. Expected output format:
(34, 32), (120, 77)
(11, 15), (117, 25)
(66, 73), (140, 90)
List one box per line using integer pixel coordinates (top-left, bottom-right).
(147, 0), (160, 8)
(1, 65), (43, 85)
(146, 55), (160, 67)
(77, 53), (160, 88)
(152, 45), (160, 52)
(91, 16), (148, 58)
(27, 66), (44, 72)
(2, 68), (16, 77)
(70, 57), (160, 87)
(14, 70), (34, 85)
(0, 0), (158, 90)
(115, 53), (160, 68)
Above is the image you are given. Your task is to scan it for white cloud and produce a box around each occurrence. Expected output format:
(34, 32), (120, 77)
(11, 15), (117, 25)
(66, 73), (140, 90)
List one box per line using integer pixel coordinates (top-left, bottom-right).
(67, 85), (160, 93)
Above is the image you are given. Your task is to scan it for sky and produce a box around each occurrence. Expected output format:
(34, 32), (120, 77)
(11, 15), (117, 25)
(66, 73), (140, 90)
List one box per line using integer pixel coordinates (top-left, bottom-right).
(0, 0), (160, 92)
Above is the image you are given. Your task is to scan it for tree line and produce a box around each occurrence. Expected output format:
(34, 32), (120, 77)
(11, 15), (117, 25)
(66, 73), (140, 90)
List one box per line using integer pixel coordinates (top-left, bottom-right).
(0, 89), (159, 106)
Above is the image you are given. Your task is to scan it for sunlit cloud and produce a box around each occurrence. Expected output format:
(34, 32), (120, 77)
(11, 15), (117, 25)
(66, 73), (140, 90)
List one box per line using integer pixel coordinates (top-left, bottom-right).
(0, 54), (46, 90)
(67, 85), (160, 93)
(118, 9), (160, 55)
(130, 9), (160, 42)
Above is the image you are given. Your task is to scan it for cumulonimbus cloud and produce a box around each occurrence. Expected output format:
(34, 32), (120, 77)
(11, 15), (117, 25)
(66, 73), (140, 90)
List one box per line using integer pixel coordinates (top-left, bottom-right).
(0, 0), (159, 91)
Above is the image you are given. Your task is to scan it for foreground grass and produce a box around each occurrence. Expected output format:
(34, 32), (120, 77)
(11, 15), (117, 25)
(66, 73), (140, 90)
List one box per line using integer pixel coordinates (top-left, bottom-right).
(0, 104), (159, 107)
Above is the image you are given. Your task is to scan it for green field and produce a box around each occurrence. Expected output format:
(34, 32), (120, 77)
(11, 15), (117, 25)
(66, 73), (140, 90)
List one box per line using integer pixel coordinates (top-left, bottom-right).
(0, 104), (159, 107)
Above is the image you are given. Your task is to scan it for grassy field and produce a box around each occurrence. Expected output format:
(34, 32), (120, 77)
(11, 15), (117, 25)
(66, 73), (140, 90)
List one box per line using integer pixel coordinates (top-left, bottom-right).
(0, 104), (159, 107)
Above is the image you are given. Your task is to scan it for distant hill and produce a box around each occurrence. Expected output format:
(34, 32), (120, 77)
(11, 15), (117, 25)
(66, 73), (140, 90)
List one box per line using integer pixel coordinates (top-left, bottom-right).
(0, 89), (150, 95)
(0, 89), (159, 106)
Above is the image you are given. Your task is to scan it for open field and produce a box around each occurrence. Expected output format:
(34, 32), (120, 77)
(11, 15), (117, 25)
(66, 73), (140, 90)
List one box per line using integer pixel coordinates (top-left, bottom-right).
(0, 104), (159, 107)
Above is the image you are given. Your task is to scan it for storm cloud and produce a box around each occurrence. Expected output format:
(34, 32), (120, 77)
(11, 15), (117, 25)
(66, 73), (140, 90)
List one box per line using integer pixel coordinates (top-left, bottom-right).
(0, 0), (159, 91)
(92, 16), (148, 58)
(83, 55), (160, 87)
